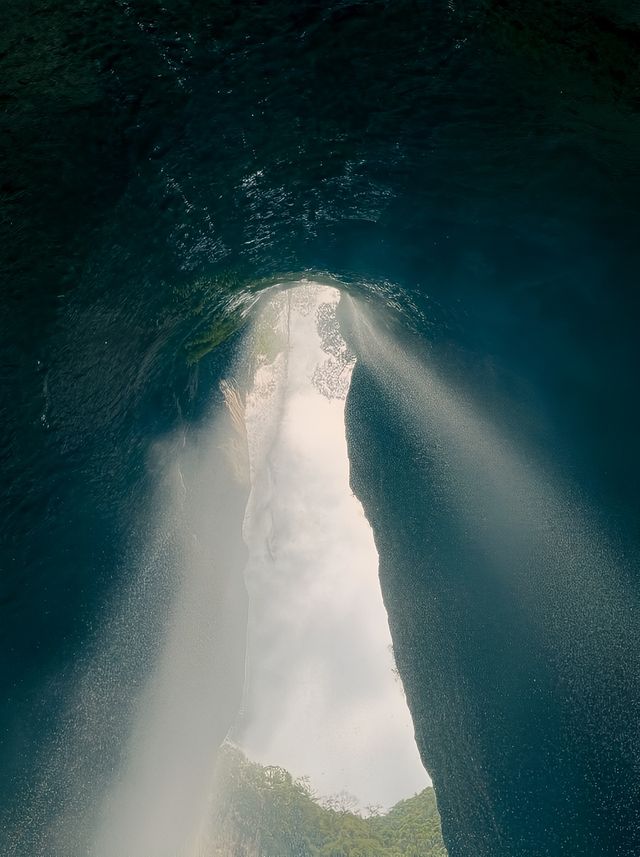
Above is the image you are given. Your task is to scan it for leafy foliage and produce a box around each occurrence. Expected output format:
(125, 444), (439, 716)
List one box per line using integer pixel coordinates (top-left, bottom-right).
(209, 746), (447, 857)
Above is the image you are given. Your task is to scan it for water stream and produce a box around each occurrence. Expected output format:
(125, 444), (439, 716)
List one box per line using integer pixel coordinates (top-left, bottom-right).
(236, 284), (428, 811)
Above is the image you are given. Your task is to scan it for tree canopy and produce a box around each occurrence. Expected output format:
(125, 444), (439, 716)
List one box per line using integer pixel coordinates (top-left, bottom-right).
(209, 746), (447, 857)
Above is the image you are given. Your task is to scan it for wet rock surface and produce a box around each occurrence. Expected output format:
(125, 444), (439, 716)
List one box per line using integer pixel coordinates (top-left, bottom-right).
(1, 2), (639, 853)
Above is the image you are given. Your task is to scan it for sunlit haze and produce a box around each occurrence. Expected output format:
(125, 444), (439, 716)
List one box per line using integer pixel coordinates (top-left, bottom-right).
(236, 283), (429, 811)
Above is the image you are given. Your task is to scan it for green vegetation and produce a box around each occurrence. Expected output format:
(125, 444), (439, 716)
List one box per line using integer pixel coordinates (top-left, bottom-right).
(177, 271), (250, 364)
(209, 746), (447, 857)
(179, 271), (294, 365)
(185, 310), (247, 365)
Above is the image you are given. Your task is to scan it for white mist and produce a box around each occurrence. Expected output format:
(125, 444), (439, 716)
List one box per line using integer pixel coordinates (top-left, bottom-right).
(236, 283), (429, 811)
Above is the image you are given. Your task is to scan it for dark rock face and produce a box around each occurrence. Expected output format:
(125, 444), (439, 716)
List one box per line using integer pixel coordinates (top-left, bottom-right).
(343, 306), (640, 856)
(1, 1), (640, 853)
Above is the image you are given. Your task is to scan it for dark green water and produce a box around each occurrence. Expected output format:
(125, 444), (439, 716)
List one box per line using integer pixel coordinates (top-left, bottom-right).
(1, 2), (639, 854)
